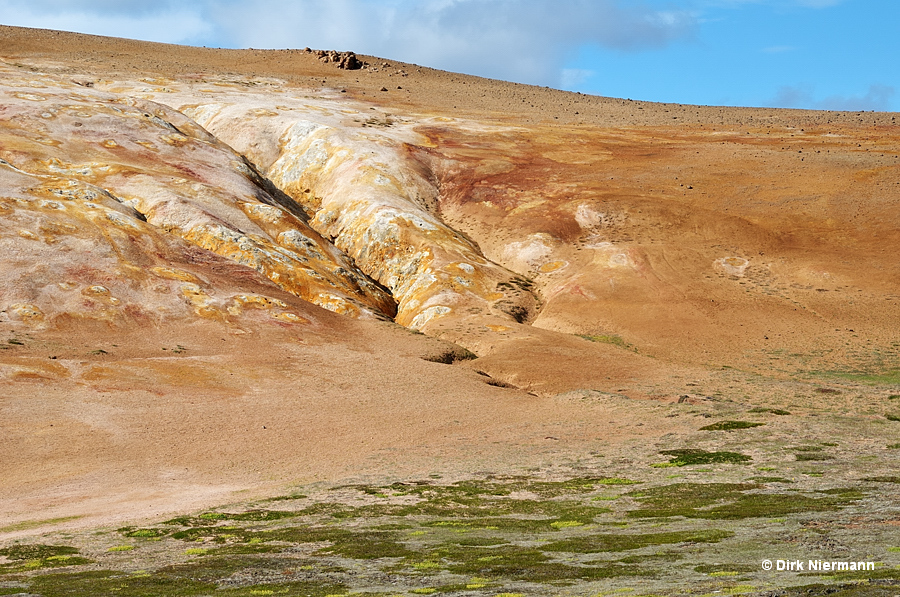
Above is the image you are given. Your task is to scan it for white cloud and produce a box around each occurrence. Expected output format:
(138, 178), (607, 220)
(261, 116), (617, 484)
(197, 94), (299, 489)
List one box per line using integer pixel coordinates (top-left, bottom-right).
(0, 0), (212, 44)
(0, 0), (697, 87)
(769, 84), (895, 111)
(200, 0), (695, 87)
(560, 68), (596, 89)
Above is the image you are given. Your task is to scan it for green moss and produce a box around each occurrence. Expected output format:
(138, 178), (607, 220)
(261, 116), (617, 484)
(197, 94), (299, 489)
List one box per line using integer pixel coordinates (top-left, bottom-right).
(317, 531), (414, 559)
(746, 476), (794, 483)
(577, 334), (636, 352)
(215, 580), (348, 596)
(775, 583), (900, 597)
(261, 493), (307, 502)
(432, 583), (494, 593)
(699, 421), (765, 431)
(165, 510), (297, 529)
(626, 483), (751, 517)
(694, 564), (758, 574)
(169, 525), (251, 543)
(543, 529), (733, 553)
(198, 543), (285, 556)
(624, 483), (861, 519)
(699, 492), (860, 519)
(221, 510), (298, 522)
(522, 476), (639, 496)
(453, 537), (509, 546)
(27, 570), (216, 597)
(0, 545), (79, 560)
(421, 543), (649, 581)
(0, 516), (83, 534)
(862, 476), (900, 483)
(748, 407), (791, 415)
(886, 414), (900, 422)
(120, 527), (170, 538)
(198, 512), (229, 521)
(309, 484), (613, 527)
(615, 551), (683, 564)
(796, 453), (835, 461)
(0, 545), (92, 573)
(596, 477), (641, 485)
(659, 450), (752, 466)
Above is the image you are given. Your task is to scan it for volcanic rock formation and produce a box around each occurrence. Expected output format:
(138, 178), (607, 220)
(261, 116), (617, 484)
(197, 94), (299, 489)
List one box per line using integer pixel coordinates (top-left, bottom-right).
(1, 25), (899, 540)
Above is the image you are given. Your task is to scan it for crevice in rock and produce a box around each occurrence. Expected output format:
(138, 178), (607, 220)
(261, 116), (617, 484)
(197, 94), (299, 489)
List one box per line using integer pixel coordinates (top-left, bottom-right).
(179, 103), (542, 335)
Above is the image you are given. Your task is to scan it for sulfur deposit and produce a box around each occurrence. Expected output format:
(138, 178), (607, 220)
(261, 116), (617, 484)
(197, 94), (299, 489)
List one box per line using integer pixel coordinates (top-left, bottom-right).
(0, 77), (395, 324)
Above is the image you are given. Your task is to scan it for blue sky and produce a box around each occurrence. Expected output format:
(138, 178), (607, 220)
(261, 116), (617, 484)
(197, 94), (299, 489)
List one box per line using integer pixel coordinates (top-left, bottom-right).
(1, 0), (896, 111)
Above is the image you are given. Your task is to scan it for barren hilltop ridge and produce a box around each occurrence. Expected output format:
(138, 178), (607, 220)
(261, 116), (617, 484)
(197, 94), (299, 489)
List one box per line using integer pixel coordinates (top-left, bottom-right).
(0, 25), (898, 597)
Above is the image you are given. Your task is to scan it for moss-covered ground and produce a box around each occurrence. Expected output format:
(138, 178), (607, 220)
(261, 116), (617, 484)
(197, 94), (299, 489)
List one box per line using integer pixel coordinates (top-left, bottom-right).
(2, 462), (898, 597)
(2, 378), (899, 597)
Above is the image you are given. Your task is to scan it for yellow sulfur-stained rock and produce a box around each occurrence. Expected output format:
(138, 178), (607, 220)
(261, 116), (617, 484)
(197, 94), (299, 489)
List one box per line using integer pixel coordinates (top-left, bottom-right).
(174, 98), (539, 332)
(0, 80), (395, 321)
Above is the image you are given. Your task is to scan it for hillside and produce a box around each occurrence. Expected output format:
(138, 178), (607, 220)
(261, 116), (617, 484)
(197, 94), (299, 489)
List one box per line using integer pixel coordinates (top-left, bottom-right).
(0, 25), (898, 597)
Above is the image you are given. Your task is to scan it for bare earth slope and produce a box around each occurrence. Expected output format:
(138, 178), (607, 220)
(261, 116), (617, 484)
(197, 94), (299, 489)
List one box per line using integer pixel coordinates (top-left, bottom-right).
(0, 25), (898, 597)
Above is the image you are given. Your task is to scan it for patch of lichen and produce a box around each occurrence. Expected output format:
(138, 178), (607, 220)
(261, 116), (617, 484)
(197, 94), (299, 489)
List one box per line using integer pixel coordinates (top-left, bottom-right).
(0, 545), (92, 574)
(777, 580), (900, 596)
(119, 527), (172, 538)
(296, 497), (612, 532)
(26, 570), (216, 597)
(694, 563), (759, 574)
(215, 580), (349, 596)
(3, 474), (879, 595)
(404, 543), (649, 582)
(542, 529), (734, 553)
(625, 483), (864, 519)
(658, 449), (752, 466)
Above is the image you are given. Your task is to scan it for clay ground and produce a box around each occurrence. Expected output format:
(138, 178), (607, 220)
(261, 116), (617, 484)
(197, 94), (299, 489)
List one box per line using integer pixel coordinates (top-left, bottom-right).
(0, 25), (899, 596)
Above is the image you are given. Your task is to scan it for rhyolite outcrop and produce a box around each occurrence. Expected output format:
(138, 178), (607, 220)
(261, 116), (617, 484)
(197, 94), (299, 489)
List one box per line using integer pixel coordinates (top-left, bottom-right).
(0, 65), (538, 341)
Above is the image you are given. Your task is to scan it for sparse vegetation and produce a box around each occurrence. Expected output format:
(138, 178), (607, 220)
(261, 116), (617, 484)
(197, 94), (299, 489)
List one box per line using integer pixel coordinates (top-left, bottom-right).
(658, 449), (752, 466)
(699, 420), (766, 431)
(0, 469), (886, 594)
(748, 407), (791, 415)
(578, 333), (636, 351)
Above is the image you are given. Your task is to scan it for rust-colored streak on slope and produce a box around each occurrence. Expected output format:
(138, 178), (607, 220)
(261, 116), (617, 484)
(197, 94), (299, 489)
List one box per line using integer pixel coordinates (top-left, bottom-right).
(422, 120), (900, 369)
